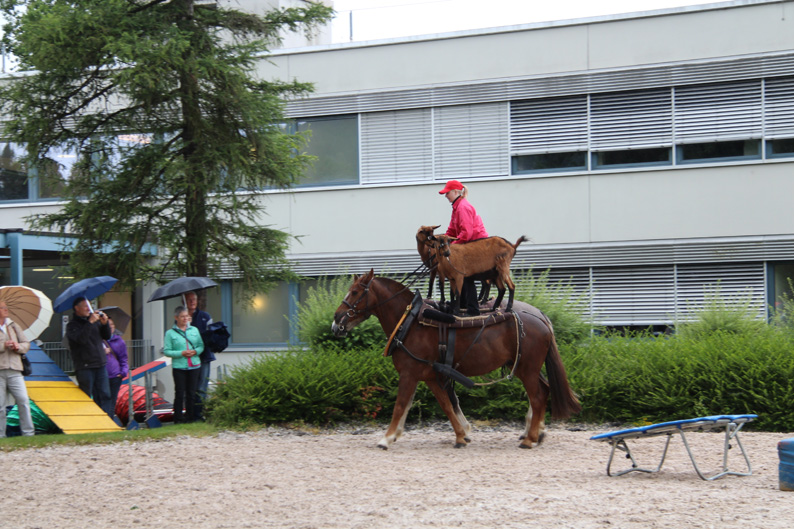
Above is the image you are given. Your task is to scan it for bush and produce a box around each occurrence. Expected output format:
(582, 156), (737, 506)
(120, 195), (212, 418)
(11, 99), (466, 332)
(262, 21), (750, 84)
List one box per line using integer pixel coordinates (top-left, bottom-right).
(205, 346), (448, 427)
(565, 328), (794, 431)
(296, 275), (386, 350)
(676, 285), (766, 338)
(513, 268), (594, 347)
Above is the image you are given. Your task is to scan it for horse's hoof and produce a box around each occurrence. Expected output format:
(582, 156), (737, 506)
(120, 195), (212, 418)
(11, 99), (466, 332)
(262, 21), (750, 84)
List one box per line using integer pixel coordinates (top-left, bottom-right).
(454, 442), (467, 448)
(519, 443), (532, 449)
(536, 431), (546, 445)
(464, 436), (471, 443)
(377, 443), (388, 450)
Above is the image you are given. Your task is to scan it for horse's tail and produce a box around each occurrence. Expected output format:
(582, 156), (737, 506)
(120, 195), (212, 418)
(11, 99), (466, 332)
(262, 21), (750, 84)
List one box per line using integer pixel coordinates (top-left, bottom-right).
(544, 333), (582, 420)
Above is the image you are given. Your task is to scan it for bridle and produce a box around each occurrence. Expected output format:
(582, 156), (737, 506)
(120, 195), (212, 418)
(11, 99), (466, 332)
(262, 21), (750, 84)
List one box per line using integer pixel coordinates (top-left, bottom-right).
(341, 276), (375, 318)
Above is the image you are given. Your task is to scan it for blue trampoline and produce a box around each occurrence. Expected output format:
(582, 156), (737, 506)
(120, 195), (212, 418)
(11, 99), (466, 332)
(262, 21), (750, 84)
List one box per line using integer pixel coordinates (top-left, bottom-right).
(590, 414), (757, 481)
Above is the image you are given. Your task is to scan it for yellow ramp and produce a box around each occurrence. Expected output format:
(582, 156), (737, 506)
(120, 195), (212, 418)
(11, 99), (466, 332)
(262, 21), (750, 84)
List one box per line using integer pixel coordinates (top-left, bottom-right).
(25, 381), (122, 434)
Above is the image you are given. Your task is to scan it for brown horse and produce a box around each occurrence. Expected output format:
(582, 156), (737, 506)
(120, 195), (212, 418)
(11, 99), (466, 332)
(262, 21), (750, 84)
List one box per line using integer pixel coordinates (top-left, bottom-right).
(331, 269), (581, 449)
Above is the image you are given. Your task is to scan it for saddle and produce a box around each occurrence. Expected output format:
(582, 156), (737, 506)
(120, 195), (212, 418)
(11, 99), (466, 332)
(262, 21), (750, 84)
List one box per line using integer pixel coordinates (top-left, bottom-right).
(383, 292), (518, 389)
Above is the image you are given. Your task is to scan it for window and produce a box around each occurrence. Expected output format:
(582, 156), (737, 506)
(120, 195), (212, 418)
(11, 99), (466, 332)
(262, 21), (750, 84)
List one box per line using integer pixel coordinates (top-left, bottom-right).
(592, 147), (671, 169)
(678, 140), (760, 163)
(512, 151), (587, 174)
(510, 96), (588, 175)
(767, 138), (794, 158)
(295, 115), (358, 187)
(0, 143), (28, 201)
(230, 281), (290, 344)
(360, 109), (432, 184)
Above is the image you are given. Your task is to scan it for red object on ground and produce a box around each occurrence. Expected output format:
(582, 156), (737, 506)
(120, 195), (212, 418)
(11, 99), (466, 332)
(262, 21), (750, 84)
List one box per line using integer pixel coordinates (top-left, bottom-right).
(115, 384), (174, 424)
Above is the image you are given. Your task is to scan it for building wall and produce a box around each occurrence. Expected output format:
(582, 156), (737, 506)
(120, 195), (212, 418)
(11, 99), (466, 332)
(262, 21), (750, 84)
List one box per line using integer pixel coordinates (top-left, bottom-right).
(261, 1), (794, 96)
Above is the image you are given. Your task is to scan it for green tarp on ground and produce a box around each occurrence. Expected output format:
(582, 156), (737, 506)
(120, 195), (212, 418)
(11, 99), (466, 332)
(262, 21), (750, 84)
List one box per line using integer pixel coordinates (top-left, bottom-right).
(6, 400), (60, 434)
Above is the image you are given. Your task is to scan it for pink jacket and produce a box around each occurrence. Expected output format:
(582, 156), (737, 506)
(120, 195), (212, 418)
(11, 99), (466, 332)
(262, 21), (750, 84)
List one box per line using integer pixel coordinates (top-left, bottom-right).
(446, 197), (488, 243)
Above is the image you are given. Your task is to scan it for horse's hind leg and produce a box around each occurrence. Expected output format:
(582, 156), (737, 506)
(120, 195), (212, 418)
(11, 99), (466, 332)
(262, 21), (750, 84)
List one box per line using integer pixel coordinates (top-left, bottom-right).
(378, 377), (418, 450)
(427, 379), (469, 448)
(519, 374), (550, 449)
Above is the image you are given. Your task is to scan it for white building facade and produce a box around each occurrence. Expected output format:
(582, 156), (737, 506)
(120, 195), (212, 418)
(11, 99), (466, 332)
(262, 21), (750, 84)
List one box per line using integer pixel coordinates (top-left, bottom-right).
(3, 1), (794, 360)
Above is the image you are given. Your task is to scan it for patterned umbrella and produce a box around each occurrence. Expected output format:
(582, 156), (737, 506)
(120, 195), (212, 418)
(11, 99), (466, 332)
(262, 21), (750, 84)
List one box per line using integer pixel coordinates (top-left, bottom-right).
(0, 286), (54, 341)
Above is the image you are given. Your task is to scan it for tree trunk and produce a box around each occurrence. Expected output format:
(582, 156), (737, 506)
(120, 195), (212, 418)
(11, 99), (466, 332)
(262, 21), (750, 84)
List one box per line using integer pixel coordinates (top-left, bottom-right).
(178, 0), (209, 279)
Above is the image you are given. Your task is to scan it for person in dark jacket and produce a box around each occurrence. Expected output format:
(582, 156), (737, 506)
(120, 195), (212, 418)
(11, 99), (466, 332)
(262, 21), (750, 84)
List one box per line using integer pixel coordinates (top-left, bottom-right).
(66, 297), (114, 417)
(185, 290), (213, 420)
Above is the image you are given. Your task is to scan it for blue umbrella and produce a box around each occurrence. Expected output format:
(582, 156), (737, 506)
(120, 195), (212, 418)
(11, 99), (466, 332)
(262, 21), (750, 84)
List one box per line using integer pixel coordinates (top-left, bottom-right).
(53, 276), (118, 313)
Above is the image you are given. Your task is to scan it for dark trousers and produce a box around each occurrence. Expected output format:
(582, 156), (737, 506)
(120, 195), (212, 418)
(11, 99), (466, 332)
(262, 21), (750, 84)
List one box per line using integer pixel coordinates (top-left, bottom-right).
(108, 376), (123, 416)
(76, 367), (114, 418)
(459, 278), (480, 314)
(173, 368), (200, 423)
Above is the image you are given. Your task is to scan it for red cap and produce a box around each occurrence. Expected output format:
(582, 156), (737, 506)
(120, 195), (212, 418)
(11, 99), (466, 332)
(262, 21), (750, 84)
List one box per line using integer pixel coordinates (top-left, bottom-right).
(438, 180), (464, 195)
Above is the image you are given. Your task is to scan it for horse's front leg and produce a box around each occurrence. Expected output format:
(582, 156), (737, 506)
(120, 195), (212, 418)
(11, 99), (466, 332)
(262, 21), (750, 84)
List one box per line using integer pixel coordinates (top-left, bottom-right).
(378, 376), (418, 450)
(426, 379), (469, 448)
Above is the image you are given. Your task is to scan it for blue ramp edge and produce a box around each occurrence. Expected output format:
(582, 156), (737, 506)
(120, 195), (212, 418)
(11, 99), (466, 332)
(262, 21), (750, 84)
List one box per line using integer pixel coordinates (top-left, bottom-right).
(24, 343), (72, 382)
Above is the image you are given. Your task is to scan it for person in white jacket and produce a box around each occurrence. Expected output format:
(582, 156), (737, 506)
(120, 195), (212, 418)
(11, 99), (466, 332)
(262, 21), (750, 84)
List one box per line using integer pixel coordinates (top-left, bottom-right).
(0, 301), (34, 437)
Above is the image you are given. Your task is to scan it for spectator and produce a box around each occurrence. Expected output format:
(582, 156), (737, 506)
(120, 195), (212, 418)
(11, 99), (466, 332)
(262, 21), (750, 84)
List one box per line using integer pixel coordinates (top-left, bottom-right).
(163, 306), (203, 424)
(0, 301), (34, 437)
(104, 317), (129, 414)
(184, 290), (213, 419)
(66, 297), (114, 417)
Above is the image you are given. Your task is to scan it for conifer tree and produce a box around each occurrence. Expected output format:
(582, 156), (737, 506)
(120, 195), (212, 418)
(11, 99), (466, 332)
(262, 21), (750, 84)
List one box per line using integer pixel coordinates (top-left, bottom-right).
(0, 0), (333, 292)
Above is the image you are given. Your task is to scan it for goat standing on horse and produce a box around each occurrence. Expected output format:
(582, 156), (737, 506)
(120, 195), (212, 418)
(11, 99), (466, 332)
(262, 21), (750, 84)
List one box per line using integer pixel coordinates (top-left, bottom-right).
(438, 179), (488, 315)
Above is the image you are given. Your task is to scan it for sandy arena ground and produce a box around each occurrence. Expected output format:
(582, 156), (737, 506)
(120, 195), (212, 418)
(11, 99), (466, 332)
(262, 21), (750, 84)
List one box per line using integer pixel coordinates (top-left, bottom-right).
(1, 421), (792, 529)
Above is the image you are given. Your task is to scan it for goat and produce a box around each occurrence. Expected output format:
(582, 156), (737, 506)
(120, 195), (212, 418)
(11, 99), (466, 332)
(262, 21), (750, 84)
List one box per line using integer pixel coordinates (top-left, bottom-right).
(416, 225), (442, 299)
(417, 225), (497, 304)
(430, 233), (528, 314)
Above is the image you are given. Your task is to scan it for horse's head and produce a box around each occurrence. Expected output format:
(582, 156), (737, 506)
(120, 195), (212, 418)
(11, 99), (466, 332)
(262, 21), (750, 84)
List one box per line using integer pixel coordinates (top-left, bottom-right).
(332, 268), (376, 337)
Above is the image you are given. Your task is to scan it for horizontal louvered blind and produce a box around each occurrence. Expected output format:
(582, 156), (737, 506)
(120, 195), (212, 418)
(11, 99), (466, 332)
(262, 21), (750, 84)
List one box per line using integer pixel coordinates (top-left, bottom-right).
(590, 89), (673, 150)
(510, 96), (587, 154)
(360, 109), (433, 184)
(675, 262), (766, 321)
(764, 77), (794, 139)
(434, 103), (509, 179)
(591, 266), (676, 325)
(674, 81), (763, 143)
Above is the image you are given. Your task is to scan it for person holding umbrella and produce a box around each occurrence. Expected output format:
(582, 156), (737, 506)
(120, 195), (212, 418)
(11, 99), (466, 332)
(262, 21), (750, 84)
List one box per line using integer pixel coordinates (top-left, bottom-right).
(0, 300), (34, 437)
(66, 297), (114, 417)
(184, 290), (213, 419)
(163, 306), (204, 423)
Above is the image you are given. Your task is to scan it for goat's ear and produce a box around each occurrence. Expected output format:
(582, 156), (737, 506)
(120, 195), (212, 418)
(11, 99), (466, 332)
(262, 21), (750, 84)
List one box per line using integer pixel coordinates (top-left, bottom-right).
(431, 224), (441, 230)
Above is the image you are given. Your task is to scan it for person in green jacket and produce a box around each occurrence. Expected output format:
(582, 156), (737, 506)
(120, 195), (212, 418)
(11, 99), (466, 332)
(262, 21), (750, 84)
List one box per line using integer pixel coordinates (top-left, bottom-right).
(164, 306), (203, 423)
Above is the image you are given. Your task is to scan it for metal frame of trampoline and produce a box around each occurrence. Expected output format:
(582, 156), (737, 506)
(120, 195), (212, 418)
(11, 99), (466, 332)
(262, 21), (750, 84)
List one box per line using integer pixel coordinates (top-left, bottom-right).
(590, 414), (757, 481)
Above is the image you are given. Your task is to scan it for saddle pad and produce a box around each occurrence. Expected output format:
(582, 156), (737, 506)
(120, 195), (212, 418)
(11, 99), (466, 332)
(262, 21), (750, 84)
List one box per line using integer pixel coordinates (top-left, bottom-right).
(419, 302), (515, 328)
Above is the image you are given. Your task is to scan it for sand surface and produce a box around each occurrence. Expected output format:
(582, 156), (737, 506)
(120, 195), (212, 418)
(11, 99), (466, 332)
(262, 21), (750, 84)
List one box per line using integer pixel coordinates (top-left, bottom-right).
(1, 422), (792, 528)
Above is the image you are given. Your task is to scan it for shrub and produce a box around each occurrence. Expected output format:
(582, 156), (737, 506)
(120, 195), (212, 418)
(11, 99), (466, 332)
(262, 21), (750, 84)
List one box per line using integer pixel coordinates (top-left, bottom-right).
(676, 285), (766, 338)
(296, 275), (386, 350)
(513, 268), (594, 347)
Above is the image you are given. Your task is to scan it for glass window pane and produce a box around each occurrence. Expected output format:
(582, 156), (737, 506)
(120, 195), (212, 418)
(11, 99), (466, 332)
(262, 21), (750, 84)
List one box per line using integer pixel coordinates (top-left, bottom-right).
(296, 115), (359, 187)
(40, 144), (78, 199)
(678, 140), (760, 163)
(592, 148), (671, 169)
(231, 282), (289, 344)
(767, 138), (794, 158)
(511, 151), (587, 174)
(0, 142), (28, 201)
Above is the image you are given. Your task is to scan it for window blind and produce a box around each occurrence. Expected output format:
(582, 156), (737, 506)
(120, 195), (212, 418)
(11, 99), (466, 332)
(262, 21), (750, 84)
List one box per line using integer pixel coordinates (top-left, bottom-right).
(674, 81), (763, 143)
(360, 109), (433, 184)
(434, 103), (509, 179)
(590, 89), (673, 150)
(510, 96), (588, 154)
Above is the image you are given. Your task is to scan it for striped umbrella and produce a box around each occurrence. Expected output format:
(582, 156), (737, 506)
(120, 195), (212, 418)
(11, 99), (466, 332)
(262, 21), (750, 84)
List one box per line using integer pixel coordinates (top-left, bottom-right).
(0, 286), (54, 341)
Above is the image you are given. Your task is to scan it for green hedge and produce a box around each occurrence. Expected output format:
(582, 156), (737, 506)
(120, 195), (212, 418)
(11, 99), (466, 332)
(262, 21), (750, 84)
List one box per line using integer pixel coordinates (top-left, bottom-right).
(206, 330), (794, 431)
(204, 272), (794, 432)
